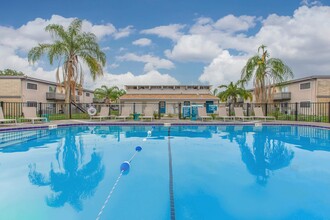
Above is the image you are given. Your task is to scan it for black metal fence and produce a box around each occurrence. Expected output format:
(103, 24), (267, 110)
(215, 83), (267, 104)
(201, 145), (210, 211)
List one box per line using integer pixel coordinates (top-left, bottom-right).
(0, 101), (329, 123)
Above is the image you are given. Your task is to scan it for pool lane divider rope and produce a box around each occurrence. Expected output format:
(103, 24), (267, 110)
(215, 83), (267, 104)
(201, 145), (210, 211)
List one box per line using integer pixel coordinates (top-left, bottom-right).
(168, 127), (176, 220)
(96, 146), (142, 220)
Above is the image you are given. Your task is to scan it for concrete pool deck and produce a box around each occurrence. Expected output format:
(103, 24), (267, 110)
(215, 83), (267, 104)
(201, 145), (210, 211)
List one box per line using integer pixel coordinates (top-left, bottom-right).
(1, 119), (330, 131)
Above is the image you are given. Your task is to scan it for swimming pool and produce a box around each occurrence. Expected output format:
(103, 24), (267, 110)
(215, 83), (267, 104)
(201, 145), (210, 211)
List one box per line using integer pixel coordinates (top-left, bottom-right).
(0, 125), (330, 219)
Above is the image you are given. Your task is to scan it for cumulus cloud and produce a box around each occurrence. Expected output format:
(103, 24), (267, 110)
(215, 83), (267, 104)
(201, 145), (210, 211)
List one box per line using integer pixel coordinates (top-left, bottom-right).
(166, 5), (330, 85)
(84, 70), (179, 89)
(141, 24), (185, 41)
(214, 15), (257, 33)
(300, 0), (322, 6)
(199, 51), (247, 86)
(132, 38), (152, 46)
(113, 25), (134, 39)
(165, 35), (222, 63)
(117, 53), (175, 72)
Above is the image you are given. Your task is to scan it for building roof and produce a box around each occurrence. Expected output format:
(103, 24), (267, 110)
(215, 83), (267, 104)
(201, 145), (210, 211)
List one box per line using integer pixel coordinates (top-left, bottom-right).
(0, 75), (94, 93)
(247, 75), (330, 91)
(120, 94), (219, 100)
(281, 75), (330, 85)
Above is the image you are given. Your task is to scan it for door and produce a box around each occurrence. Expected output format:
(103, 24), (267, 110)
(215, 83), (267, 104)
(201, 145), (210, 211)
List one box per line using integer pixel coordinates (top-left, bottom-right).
(205, 101), (214, 113)
(159, 101), (166, 114)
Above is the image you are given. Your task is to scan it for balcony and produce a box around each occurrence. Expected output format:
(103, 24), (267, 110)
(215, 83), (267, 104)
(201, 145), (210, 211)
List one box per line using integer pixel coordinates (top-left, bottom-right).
(46, 92), (65, 101)
(93, 98), (105, 103)
(46, 93), (80, 102)
(273, 92), (291, 101)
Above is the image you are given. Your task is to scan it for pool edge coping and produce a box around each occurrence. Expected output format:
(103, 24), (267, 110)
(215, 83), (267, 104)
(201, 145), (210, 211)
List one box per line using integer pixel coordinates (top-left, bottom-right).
(1, 120), (330, 132)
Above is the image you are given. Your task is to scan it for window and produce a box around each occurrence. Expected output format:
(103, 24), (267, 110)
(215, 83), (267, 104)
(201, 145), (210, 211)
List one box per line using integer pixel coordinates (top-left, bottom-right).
(300, 101), (311, 108)
(183, 101), (190, 106)
(49, 86), (56, 92)
(27, 101), (37, 107)
(27, 83), (37, 90)
(86, 92), (90, 97)
(300, 82), (311, 90)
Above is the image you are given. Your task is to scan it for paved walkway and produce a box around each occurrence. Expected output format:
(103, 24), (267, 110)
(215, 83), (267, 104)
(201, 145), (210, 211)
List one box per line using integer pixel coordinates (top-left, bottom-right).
(1, 119), (330, 131)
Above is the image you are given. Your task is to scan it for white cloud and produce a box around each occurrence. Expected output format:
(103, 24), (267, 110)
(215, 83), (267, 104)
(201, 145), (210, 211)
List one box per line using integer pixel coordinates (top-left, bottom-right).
(165, 35), (222, 62)
(102, 46), (111, 51)
(141, 24), (185, 41)
(132, 38), (152, 46)
(300, 0), (322, 6)
(199, 51), (247, 86)
(113, 25), (134, 39)
(117, 53), (175, 72)
(84, 70), (179, 89)
(214, 15), (256, 33)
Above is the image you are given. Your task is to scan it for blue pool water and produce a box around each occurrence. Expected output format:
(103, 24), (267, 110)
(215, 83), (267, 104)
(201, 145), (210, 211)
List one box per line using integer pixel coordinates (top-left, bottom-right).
(0, 125), (330, 220)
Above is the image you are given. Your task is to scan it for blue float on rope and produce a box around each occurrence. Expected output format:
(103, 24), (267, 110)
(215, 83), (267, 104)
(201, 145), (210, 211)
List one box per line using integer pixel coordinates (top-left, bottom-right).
(135, 146), (142, 152)
(120, 161), (130, 173)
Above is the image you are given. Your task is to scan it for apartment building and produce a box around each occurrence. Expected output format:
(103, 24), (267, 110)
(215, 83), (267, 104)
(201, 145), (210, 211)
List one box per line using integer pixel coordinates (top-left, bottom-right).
(119, 85), (219, 114)
(0, 75), (94, 105)
(248, 75), (330, 115)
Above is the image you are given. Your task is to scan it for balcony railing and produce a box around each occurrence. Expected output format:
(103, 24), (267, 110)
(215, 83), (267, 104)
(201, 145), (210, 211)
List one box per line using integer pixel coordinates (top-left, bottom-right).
(273, 92), (291, 101)
(93, 98), (105, 103)
(46, 93), (80, 102)
(46, 92), (65, 101)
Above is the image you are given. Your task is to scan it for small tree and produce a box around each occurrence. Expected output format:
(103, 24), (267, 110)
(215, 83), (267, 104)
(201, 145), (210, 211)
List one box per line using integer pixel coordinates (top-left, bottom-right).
(217, 80), (252, 104)
(0, 69), (25, 76)
(94, 85), (126, 103)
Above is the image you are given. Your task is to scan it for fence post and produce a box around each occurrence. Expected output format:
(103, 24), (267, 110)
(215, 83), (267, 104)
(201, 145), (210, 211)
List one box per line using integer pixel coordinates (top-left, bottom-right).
(178, 102), (182, 119)
(265, 103), (268, 116)
(158, 102), (161, 119)
(328, 102), (330, 123)
(228, 103), (231, 116)
(295, 102), (298, 121)
(39, 102), (42, 117)
(246, 103), (250, 116)
(133, 103), (136, 114)
(69, 102), (72, 119)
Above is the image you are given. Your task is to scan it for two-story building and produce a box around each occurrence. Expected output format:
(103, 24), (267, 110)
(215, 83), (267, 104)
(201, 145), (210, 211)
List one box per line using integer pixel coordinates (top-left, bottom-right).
(119, 85), (219, 115)
(248, 75), (330, 115)
(0, 75), (94, 105)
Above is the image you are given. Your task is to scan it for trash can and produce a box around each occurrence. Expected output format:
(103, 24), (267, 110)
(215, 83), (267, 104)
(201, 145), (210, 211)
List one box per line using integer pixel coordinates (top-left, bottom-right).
(42, 114), (50, 122)
(133, 113), (140, 121)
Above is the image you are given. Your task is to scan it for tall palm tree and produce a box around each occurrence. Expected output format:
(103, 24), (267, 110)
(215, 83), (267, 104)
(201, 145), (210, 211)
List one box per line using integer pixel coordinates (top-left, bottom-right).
(94, 85), (126, 103)
(28, 19), (106, 103)
(217, 80), (252, 104)
(241, 45), (293, 103)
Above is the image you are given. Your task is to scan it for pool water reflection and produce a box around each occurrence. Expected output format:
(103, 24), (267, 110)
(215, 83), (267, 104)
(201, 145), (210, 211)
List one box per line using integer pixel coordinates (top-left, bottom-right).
(0, 125), (329, 220)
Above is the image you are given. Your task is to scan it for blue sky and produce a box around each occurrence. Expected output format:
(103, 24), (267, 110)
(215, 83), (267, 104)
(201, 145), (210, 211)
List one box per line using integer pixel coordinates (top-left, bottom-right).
(0, 0), (330, 89)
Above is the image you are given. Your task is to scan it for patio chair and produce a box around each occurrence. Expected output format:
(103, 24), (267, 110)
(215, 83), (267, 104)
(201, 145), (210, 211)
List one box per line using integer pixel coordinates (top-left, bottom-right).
(197, 107), (212, 122)
(234, 107), (253, 121)
(90, 106), (115, 121)
(140, 107), (154, 121)
(253, 107), (276, 121)
(0, 106), (17, 125)
(115, 107), (131, 121)
(216, 107), (233, 121)
(22, 107), (47, 124)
